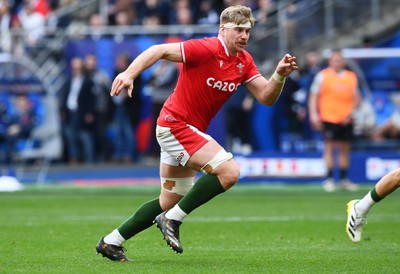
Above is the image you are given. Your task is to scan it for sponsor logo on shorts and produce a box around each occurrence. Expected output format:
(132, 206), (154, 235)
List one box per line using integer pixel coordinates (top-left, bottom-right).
(177, 152), (185, 164)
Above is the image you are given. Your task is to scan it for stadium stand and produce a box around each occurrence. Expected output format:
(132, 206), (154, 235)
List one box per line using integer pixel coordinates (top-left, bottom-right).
(1, 0), (400, 183)
(0, 52), (62, 183)
(15, 94), (62, 183)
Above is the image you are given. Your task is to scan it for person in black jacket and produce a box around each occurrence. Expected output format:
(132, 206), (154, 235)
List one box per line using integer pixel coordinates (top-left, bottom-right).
(59, 57), (96, 164)
(110, 52), (142, 163)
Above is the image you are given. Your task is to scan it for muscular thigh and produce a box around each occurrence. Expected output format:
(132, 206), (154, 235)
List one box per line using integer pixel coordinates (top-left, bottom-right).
(159, 139), (226, 177)
(160, 162), (196, 178)
(157, 122), (236, 184)
(186, 139), (225, 171)
(156, 123), (211, 167)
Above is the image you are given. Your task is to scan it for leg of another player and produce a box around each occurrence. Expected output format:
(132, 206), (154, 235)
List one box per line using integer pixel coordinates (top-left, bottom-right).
(355, 168), (400, 216)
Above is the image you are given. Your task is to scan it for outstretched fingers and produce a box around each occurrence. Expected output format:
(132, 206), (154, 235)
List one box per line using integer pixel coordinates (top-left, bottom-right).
(278, 54), (298, 76)
(110, 76), (134, 97)
(110, 78), (123, 96)
(284, 54), (298, 69)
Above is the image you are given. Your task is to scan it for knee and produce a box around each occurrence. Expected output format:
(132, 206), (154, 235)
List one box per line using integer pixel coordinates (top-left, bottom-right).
(393, 169), (400, 187)
(218, 161), (240, 190)
(159, 189), (184, 211)
(159, 194), (181, 211)
(159, 198), (174, 211)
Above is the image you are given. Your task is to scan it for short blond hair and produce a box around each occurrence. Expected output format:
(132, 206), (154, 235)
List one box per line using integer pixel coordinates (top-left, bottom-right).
(220, 5), (255, 28)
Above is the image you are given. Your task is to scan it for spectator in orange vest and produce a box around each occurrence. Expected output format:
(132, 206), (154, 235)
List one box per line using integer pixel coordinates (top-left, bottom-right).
(308, 49), (360, 192)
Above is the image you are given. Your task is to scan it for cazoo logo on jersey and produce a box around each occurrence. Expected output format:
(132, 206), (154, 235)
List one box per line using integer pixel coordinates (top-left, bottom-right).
(206, 77), (241, 92)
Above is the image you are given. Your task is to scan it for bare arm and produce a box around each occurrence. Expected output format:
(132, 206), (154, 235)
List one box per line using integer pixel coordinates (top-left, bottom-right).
(245, 54), (298, 106)
(353, 88), (361, 109)
(110, 43), (182, 97)
(308, 72), (322, 130)
(308, 91), (321, 130)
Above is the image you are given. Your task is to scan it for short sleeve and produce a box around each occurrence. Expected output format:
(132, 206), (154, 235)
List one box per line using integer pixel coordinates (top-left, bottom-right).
(243, 53), (262, 84)
(181, 38), (217, 66)
(310, 72), (323, 94)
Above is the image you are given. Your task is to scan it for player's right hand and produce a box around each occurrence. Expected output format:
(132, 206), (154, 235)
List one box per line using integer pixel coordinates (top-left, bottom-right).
(110, 72), (134, 97)
(310, 114), (322, 130)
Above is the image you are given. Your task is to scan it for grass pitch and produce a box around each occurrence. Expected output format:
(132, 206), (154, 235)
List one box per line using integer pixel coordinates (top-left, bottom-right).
(1, 184), (400, 273)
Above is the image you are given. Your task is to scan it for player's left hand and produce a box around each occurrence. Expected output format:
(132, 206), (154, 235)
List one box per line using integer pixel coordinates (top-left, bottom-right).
(275, 54), (298, 77)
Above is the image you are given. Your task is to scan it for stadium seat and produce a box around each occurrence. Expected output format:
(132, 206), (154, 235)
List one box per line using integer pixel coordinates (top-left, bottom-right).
(12, 93), (46, 153)
(15, 95), (62, 184)
(371, 91), (393, 126)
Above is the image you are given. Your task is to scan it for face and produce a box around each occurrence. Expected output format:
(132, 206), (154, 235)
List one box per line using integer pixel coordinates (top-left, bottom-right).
(71, 58), (84, 75)
(329, 52), (345, 72)
(85, 55), (97, 71)
(221, 26), (251, 55)
(16, 96), (30, 113)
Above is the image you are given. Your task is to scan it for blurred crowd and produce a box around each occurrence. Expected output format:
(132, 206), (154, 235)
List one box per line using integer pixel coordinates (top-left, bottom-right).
(2, 48), (399, 167)
(0, 0), (306, 52)
(0, 0), (399, 167)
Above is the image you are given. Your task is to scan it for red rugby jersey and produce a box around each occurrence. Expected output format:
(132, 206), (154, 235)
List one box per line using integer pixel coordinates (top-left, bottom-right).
(157, 36), (261, 132)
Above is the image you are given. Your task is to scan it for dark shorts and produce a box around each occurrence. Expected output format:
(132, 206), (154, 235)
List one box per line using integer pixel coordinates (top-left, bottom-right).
(322, 122), (353, 141)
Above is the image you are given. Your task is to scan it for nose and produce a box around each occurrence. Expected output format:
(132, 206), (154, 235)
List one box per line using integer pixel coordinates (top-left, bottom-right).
(240, 31), (249, 40)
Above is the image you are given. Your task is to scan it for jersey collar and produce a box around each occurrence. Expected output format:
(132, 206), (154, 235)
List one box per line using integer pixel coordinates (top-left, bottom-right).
(217, 35), (235, 57)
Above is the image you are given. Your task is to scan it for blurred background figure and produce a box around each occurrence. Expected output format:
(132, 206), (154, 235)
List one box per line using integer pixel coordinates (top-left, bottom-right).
(283, 0), (300, 52)
(12, 0), (46, 56)
(169, 0), (194, 39)
(0, 1), (12, 53)
(88, 13), (105, 40)
(142, 13), (161, 28)
(196, 0), (219, 25)
(275, 70), (308, 148)
(253, 0), (274, 26)
(0, 96), (11, 166)
(113, 10), (133, 43)
(59, 57), (96, 164)
(300, 51), (322, 92)
(84, 54), (113, 163)
(143, 57), (180, 158)
(135, 0), (169, 25)
(370, 109), (400, 141)
(111, 52), (142, 163)
(308, 49), (360, 192)
(297, 51), (323, 142)
(224, 85), (254, 155)
(109, 0), (137, 26)
(0, 94), (38, 176)
(45, 0), (71, 38)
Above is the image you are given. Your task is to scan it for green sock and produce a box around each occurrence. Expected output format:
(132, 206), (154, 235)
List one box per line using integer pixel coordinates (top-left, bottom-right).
(117, 198), (162, 240)
(370, 187), (383, 202)
(178, 174), (225, 214)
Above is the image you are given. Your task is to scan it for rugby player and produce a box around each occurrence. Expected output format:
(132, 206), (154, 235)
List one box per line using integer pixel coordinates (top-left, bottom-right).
(96, 5), (298, 261)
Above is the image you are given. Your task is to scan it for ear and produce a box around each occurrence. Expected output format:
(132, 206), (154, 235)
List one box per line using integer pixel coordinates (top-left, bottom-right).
(219, 27), (225, 37)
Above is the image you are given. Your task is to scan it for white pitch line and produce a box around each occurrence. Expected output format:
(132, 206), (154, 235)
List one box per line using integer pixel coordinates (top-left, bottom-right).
(14, 214), (400, 224)
(186, 215), (344, 222)
(59, 215), (347, 222)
